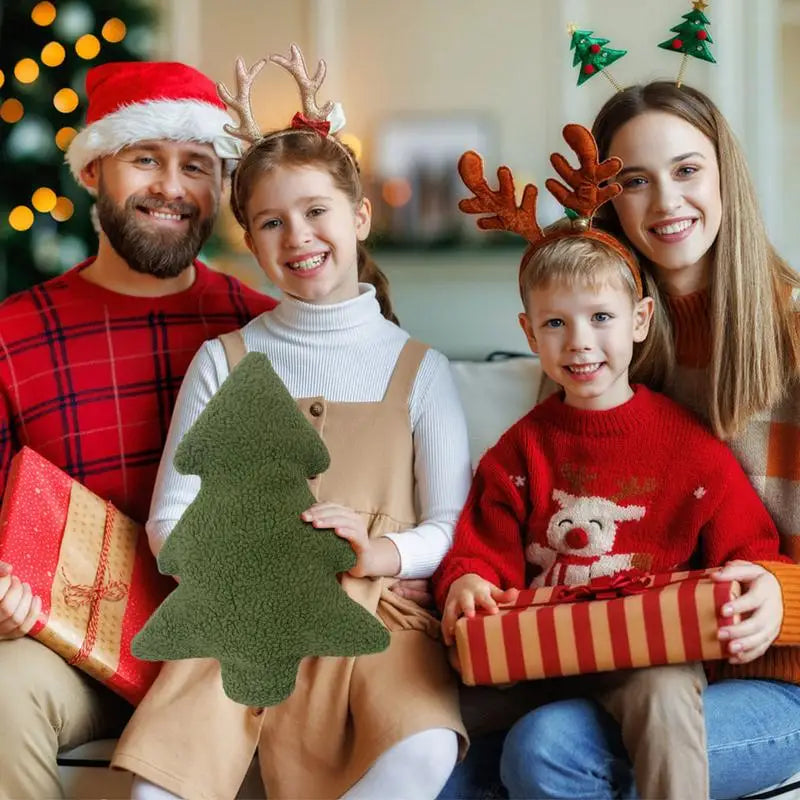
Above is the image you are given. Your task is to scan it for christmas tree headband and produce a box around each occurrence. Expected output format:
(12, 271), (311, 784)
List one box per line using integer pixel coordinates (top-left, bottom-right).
(571, 0), (714, 90)
(217, 43), (348, 152)
(458, 124), (643, 299)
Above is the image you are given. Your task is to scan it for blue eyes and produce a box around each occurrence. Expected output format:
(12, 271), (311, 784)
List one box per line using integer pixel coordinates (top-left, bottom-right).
(542, 314), (612, 329)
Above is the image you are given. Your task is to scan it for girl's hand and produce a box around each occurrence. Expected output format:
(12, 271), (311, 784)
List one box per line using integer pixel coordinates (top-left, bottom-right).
(441, 573), (519, 646)
(301, 503), (400, 578)
(713, 560), (783, 664)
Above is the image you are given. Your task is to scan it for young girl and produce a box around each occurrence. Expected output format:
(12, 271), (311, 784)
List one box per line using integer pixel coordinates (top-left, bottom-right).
(112, 50), (472, 799)
(498, 82), (800, 800)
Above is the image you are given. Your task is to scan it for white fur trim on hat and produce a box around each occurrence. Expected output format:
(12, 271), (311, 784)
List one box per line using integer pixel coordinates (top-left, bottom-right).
(66, 98), (242, 185)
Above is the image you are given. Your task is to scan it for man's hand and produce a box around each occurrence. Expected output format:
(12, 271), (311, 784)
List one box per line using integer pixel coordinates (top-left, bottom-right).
(441, 573), (518, 646)
(0, 561), (42, 640)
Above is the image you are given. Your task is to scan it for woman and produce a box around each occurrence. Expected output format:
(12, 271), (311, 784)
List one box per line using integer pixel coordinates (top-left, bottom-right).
(497, 81), (800, 800)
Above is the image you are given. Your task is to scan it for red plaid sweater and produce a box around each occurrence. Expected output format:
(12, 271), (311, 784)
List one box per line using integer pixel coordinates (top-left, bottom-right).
(433, 385), (785, 609)
(0, 259), (275, 523)
(665, 289), (800, 682)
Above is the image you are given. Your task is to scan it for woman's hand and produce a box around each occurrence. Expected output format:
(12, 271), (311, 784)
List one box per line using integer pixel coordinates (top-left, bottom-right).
(301, 503), (400, 578)
(388, 578), (434, 608)
(713, 560), (783, 664)
(440, 573), (518, 646)
(0, 561), (42, 640)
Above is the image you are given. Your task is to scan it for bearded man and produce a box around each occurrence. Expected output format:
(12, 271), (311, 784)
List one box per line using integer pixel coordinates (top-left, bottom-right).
(0, 61), (276, 799)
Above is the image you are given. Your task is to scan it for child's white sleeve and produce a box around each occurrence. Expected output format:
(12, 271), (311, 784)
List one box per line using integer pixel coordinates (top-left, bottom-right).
(383, 350), (472, 579)
(145, 339), (230, 558)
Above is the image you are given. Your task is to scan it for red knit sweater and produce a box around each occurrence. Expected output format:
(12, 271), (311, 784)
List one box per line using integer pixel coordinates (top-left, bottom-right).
(434, 385), (786, 610)
(0, 259), (276, 523)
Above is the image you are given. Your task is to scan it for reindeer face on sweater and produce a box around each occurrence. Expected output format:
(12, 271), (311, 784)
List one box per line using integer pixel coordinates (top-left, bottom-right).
(546, 489), (646, 557)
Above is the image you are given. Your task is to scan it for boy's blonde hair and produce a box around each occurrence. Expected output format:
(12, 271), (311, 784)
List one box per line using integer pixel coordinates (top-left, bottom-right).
(520, 236), (672, 389)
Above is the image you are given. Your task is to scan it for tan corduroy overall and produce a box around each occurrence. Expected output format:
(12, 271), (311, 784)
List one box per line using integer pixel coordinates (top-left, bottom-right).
(112, 334), (466, 799)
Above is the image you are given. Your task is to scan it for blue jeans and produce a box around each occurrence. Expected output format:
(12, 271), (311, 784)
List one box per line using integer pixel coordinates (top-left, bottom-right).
(440, 679), (800, 799)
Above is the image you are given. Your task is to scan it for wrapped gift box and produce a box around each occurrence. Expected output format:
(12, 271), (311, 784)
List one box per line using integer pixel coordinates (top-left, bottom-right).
(455, 569), (740, 686)
(0, 447), (174, 705)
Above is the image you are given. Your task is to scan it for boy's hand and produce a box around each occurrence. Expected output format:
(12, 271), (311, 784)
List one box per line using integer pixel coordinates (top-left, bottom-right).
(301, 503), (400, 578)
(441, 573), (519, 646)
(714, 560), (782, 664)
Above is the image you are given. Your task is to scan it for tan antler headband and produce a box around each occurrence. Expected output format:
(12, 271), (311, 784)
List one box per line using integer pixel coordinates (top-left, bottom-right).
(216, 43), (347, 147)
(458, 123), (643, 298)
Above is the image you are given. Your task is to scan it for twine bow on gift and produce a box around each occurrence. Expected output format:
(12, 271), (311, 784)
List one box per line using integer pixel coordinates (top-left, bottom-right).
(61, 569), (128, 607)
(59, 502), (130, 667)
(553, 569), (652, 602)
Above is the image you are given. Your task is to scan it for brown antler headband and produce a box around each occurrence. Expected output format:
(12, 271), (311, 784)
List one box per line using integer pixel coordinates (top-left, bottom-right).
(458, 123), (642, 298)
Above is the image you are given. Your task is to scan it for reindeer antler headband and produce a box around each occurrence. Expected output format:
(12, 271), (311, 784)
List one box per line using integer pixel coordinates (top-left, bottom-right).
(217, 43), (348, 148)
(458, 123), (643, 299)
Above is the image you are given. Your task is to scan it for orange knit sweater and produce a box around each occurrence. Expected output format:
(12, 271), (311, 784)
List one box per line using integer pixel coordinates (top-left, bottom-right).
(666, 290), (800, 682)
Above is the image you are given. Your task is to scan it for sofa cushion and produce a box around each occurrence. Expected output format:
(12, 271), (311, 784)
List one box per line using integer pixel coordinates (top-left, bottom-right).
(450, 357), (542, 469)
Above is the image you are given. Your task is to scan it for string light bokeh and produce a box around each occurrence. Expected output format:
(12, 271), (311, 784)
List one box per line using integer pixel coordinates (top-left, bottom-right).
(1, 1), (156, 294)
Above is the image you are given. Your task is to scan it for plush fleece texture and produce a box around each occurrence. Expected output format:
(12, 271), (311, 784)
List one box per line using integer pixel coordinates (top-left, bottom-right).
(132, 352), (389, 706)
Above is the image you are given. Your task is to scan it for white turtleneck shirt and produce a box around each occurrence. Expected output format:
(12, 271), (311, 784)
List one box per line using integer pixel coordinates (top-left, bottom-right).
(146, 284), (473, 579)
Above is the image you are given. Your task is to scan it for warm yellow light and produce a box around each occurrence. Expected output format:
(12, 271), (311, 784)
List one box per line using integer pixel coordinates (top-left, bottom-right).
(53, 88), (79, 113)
(101, 18), (127, 43)
(55, 126), (77, 151)
(75, 34), (101, 60)
(41, 41), (66, 67)
(32, 188), (58, 213)
(51, 197), (75, 222)
(31, 2), (57, 27)
(9, 206), (35, 232)
(339, 132), (363, 162)
(14, 59), (40, 85)
(382, 178), (412, 208)
(0, 70), (5, 90)
(0, 99), (24, 124)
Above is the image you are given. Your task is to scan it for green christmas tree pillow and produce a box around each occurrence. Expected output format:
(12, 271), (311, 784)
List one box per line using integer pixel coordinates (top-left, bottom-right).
(133, 352), (389, 706)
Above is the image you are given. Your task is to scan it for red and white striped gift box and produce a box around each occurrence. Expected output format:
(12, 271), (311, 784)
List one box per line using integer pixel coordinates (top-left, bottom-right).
(455, 569), (740, 686)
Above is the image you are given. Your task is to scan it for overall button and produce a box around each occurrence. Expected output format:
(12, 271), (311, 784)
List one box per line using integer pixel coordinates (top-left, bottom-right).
(309, 401), (324, 417)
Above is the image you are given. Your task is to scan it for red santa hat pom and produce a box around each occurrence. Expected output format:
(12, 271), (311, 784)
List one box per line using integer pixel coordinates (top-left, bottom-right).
(66, 61), (242, 186)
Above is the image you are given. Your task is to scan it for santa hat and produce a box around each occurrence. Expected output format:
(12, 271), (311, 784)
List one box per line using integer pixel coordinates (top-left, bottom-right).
(66, 61), (241, 186)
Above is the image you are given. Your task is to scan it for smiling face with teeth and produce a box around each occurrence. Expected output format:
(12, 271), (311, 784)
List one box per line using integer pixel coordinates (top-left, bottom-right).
(83, 140), (222, 279)
(608, 111), (722, 296)
(520, 272), (654, 412)
(244, 164), (371, 305)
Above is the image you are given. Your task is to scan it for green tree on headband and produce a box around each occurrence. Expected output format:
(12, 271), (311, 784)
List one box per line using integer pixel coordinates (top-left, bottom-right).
(569, 28), (627, 87)
(658, 0), (715, 64)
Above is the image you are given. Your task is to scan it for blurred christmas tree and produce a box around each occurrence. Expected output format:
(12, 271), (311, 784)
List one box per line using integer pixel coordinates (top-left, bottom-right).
(0, 1), (157, 299)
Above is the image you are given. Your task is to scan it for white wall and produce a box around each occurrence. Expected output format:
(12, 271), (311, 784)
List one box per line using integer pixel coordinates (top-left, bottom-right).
(157, 0), (793, 359)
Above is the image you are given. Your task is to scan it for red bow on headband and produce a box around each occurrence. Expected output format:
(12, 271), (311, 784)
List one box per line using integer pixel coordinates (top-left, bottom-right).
(553, 569), (652, 603)
(291, 112), (331, 137)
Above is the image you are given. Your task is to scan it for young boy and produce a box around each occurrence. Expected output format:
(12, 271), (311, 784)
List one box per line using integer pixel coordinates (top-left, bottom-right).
(433, 131), (787, 800)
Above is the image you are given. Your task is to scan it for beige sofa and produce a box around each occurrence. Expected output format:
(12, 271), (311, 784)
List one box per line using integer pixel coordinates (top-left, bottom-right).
(55, 356), (800, 799)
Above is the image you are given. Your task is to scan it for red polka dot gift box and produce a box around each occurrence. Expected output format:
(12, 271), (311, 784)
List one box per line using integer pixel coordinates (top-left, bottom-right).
(0, 446), (174, 705)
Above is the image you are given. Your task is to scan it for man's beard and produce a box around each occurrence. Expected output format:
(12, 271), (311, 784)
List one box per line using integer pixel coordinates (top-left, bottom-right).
(95, 190), (217, 279)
